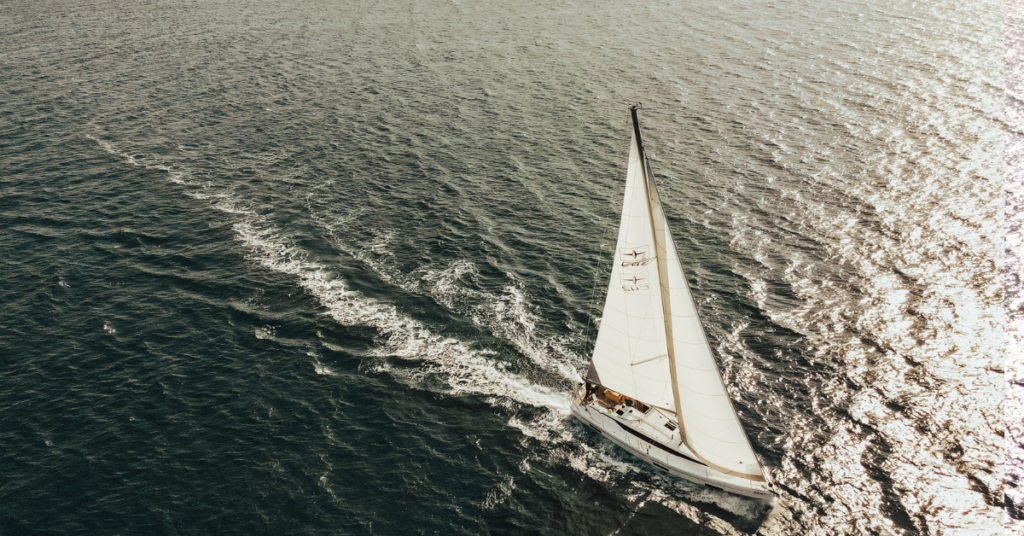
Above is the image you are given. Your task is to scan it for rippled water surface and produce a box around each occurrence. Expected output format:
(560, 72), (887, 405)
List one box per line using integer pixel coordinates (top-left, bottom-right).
(0, 0), (1004, 534)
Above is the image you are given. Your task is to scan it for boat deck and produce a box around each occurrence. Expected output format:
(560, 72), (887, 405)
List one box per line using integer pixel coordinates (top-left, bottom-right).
(572, 388), (775, 502)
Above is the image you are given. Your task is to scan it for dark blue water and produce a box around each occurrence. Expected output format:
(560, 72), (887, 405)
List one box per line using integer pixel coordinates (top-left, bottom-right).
(0, 0), (1004, 534)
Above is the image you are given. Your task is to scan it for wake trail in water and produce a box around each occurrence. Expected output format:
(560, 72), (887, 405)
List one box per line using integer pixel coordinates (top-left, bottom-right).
(86, 134), (190, 184)
(87, 136), (571, 414)
(233, 215), (572, 413)
(313, 222), (588, 385)
(359, 256), (774, 526)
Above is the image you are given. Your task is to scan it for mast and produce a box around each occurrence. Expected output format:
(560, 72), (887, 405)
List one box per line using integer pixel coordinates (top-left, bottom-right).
(629, 105), (686, 436)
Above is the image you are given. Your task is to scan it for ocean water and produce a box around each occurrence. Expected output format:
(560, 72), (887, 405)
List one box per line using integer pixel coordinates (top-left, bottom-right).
(0, 0), (1004, 534)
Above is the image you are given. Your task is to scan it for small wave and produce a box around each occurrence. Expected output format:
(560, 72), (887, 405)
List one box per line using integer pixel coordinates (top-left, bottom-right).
(306, 350), (335, 376)
(481, 474), (516, 510)
(86, 134), (188, 183)
(254, 325), (277, 340)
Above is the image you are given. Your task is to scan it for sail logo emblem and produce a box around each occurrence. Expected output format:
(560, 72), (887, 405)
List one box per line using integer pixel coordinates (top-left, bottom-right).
(620, 271), (649, 292)
(620, 246), (651, 267)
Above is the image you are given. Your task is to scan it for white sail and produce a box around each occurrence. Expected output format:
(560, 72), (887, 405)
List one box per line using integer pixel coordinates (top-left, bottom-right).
(587, 130), (675, 412)
(647, 170), (765, 481)
(588, 110), (765, 481)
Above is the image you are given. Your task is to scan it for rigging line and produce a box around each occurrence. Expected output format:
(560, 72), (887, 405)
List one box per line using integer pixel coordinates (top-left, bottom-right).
(582, 125), (627, 363)
(583, 210), (616, 362)
(583, 266), (598, 361)
(583, 106), (619, 362)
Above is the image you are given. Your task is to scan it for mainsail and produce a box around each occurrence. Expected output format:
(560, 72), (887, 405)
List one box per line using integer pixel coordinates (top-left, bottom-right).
(587, 107), (764, 481)
(587, 126), (675, 412)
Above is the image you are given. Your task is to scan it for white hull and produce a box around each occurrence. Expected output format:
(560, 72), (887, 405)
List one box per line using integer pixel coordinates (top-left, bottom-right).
(571, 398), (775, 502)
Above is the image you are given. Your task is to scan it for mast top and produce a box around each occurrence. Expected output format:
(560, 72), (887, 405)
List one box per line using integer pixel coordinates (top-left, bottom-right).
(629, 105), (647, 164)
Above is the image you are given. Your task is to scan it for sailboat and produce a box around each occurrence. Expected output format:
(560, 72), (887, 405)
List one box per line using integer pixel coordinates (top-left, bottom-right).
(571, 105), (775, 502)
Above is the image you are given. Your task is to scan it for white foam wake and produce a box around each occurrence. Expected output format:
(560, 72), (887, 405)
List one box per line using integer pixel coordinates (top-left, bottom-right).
(227, 210), (572, 414)
(87, 135), (571, 416)
(318, 226), (587, 385)
(422, 260), (585, 384)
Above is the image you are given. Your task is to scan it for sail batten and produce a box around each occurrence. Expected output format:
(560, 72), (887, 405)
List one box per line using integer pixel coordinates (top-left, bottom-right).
(587, 107), (765, 482)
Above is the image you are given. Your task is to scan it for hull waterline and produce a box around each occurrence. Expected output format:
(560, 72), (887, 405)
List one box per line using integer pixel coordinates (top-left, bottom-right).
(570, 394), (776, 503)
